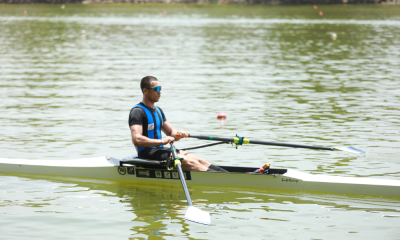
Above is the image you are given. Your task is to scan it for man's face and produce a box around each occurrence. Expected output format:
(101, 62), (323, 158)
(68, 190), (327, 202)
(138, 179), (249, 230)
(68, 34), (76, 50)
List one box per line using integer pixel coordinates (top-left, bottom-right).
(145, 80), (161, 103)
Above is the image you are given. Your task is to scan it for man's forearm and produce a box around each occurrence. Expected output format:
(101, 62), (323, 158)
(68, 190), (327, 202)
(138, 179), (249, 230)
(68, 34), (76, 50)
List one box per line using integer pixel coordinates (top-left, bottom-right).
(133, 135), (163, 147)
(169, 129), (178, 137)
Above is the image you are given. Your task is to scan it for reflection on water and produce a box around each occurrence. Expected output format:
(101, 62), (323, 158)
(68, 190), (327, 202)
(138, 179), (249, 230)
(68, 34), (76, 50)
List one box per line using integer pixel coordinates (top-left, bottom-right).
(1, 173), (399, 239)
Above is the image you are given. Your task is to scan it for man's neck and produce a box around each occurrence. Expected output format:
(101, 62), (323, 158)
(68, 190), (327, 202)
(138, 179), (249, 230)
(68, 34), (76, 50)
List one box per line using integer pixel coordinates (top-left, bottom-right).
(141, 98), (155, 109)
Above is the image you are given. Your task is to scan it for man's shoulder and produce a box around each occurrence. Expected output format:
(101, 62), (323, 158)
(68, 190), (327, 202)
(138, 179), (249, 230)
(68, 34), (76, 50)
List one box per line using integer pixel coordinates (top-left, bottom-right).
(129, 104), (146, 127)
(129, 104), (146, 117)
(129, 103), (165, 116)
(130, 105), (144, 112)
(130, 103), (145, 111)
(133, 103), (164, 112)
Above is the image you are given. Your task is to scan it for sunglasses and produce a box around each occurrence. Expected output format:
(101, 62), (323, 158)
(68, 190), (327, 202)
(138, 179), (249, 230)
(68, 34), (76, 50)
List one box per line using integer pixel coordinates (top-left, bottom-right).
(146, 86), (162, 92)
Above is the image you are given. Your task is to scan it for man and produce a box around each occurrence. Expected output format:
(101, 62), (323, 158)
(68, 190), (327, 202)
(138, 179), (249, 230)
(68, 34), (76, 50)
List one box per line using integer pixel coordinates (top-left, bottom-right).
(129, 76), (226, 172)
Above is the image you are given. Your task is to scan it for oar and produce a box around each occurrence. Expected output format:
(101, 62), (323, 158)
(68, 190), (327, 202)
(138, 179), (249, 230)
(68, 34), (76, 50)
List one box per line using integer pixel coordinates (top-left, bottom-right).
(169, 142), (211, 226)
(186, 134), (365, 154)
(177, 141), (227, 151)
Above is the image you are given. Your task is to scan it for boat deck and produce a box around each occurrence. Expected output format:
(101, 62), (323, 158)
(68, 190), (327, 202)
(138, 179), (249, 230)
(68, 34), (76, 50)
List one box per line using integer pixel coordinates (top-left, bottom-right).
(0, 156), (399, 198)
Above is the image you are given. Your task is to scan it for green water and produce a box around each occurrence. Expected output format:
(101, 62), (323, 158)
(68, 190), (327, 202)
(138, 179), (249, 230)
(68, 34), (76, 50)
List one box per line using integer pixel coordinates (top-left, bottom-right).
(1, 4), (400, 19)
(1, 4), (400, 240)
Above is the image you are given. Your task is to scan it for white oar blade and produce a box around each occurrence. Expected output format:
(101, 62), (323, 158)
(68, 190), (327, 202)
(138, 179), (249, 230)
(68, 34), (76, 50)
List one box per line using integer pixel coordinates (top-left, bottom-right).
(335, 146), (365, 154)
(184, 206), (211, 226)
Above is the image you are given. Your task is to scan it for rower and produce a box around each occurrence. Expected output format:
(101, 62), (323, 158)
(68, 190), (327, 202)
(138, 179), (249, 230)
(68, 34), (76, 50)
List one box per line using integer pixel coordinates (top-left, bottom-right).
(128, 76), (228, 172)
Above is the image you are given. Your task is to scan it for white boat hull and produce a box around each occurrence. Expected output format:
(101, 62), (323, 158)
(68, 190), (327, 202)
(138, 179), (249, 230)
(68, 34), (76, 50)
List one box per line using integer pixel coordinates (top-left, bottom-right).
(0, 156), (399, 198)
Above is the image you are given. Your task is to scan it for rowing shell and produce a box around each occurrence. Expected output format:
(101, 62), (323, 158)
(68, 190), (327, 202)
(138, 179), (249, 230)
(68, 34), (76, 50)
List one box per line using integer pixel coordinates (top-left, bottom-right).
(0, 156), (399, 198)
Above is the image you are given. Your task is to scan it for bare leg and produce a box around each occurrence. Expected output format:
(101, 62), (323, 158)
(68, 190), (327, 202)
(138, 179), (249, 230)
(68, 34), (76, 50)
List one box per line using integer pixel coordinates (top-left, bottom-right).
(177, 150), (211, 171)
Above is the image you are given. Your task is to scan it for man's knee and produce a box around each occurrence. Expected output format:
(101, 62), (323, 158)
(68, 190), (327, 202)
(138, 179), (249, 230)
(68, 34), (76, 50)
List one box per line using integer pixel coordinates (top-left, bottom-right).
(181, 158), (200, 168)
(198, 158), (209, 165)
(178, 150), (190, 156)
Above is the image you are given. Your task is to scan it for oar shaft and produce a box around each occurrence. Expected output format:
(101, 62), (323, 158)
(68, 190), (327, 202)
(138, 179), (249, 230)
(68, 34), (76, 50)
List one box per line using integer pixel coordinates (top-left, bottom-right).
(170, 142), (193, 206)
(188, 134), (334, 151)
(248, 139), (334, 151)
(175, 162), (193, 206)
(177, 141), (227, 151)
(188, 135), (236, 142)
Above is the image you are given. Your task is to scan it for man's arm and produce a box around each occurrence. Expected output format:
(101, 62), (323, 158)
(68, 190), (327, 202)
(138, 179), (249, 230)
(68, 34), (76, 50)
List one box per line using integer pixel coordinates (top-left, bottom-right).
(130, 124), (174, 147)
(162, 121), (176, 137)
(162, 121), (187, 140)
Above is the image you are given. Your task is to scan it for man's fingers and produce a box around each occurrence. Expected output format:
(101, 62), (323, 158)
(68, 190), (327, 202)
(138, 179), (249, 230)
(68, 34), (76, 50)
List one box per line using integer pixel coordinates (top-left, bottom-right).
(162, 136), (175, 144)
(175, 131), (189, 139)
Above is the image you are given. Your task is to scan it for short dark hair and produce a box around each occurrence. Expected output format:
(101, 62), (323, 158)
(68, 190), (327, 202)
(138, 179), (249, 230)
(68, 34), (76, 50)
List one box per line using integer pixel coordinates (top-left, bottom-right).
(140, 76), (158, 93)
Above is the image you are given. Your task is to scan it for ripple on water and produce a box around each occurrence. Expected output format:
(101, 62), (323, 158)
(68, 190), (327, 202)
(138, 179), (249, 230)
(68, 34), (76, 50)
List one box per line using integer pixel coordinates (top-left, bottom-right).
(1, 5), (400, 240)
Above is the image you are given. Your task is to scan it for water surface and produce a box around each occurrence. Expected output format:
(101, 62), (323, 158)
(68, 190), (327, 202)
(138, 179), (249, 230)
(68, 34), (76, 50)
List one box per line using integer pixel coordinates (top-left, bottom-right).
(1, 4), (400, 239)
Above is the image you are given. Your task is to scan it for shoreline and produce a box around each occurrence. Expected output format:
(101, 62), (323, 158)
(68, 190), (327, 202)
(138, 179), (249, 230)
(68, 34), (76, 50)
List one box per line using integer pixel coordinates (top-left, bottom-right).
(1, 0), (400, 4)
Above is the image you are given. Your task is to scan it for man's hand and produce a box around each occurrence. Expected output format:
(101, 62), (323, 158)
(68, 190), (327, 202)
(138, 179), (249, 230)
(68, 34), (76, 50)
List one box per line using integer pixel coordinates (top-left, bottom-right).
(161, 136), (175, 145)
(175, 130), (188, 141)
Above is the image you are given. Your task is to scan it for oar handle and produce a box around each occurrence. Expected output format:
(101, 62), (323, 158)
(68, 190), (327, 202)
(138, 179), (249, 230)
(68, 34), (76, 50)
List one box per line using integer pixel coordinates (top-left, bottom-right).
(174, 133), (189, 140)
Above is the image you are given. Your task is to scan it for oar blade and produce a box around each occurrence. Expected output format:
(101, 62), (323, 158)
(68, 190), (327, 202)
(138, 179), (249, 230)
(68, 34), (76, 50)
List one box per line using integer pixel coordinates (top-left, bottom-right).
(185, 206), (211, 226)
(335, 146), (365, 154)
